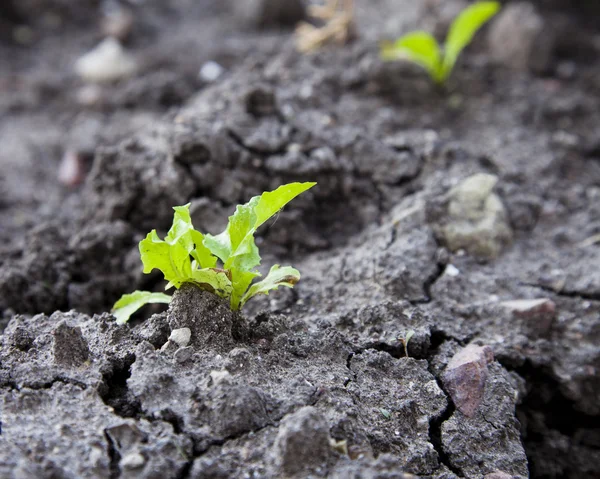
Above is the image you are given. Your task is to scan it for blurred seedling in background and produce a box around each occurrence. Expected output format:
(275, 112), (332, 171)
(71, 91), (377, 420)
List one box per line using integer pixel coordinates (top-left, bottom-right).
(112, 182), (316, 323)
(380, 1), (500, 84)
(296, 0), (354, 53)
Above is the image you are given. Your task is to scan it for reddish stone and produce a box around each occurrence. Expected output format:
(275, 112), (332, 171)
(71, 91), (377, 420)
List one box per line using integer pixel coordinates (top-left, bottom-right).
(442, 344), (494, 417)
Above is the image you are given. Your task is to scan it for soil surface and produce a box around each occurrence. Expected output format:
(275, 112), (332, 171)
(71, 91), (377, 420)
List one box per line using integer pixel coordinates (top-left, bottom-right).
(1, 1), (600, 478)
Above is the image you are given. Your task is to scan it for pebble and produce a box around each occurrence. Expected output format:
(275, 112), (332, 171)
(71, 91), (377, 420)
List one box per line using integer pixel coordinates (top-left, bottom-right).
(500, 298), (556, 336)
(199, 61), (224, 83)
(442, 344), (494, 417)
(174, 346), (193, 364)
(169, 327), (191, 347)
(120, 451), (146, 469)
(74, 38), (137, 83)
(57, 150), (87, 187)
(439, 173), (513, 259)
(444, 264), (460, 277)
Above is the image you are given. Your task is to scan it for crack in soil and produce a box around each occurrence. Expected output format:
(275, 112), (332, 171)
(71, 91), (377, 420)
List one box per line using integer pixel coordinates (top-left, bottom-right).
(521, 281), (600, 302)
(499, 359), (600, 477)
(104, 428), (121, 479)
(100, 354), (141, 418)
(410, 260), (445, 305)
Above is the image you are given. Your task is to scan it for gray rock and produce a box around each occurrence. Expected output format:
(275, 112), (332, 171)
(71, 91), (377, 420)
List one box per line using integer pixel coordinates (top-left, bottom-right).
(173, 346), (193, 363)
(169, 327), (191, 347)
(429, 173), (513, 259)
(487, 2), (554, 73)
(74, 38), (137, 83)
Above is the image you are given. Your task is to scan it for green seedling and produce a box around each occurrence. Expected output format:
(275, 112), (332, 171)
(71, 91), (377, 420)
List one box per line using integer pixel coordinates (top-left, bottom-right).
(380, 1), (500, 84)
(112, 182), (316, 324)
(398, 329), (415, 357)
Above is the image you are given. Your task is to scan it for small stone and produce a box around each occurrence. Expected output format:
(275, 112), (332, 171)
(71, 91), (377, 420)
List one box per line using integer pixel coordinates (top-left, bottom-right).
(487, 2), (553, 73)
(173, 347), (193, 364)
(445, 264), (460, 277)
(442, 344), (494, 417)
(120, 451), (145, 470)
(199, 61), (224, 83)
(500, 298), (556, 335)
(431, 174), (513, 259)
(58, 150), (87, 187)
(75, 38), (137, 83)
(169, 327), (191, 347)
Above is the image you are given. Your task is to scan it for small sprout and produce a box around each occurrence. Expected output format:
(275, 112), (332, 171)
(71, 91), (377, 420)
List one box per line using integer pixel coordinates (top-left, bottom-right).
(112, 182), (316, 323)
(379, 408), (392, 420)
(381, 1), (500, 84)
(398, 329), (415, 357)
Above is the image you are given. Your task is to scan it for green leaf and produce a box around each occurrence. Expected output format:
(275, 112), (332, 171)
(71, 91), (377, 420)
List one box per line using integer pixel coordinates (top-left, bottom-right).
(203, 182), (316, 272)
(240, 264), (300, 308)
(140, 230), (192, 287)
(191, 268), (233, 299)
(380, 32), (443, 82)
(112, 290), (171, 324)
(254, 182), (317, 229)
(190, 229), (217, 269)
(442, 1), (500, 80)
(165, 204), (217, 269)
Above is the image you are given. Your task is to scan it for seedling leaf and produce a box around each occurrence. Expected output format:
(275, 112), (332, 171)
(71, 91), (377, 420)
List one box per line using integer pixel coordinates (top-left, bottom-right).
(140, 230), (192, 288)
(254, 182), (317, 229)
(112, 290), (171, 324)
(381, 32), (442, 82)
(442, 1), (500, 79)
(240, 264), (300, 308)
(381, 1), (500, 84)
(191, 267), (233, 298)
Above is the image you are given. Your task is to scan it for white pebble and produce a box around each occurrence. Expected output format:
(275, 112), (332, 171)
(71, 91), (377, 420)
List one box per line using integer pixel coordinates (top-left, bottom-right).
(199, 61), (224, 82)
(169, 327), (191, 347)
(75, 38), (137, 83)
(445, 264), (460, 277)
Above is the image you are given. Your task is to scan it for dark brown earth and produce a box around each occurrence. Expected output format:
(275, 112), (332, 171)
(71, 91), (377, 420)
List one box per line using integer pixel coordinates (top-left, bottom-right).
(1, 1), (599, 478)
